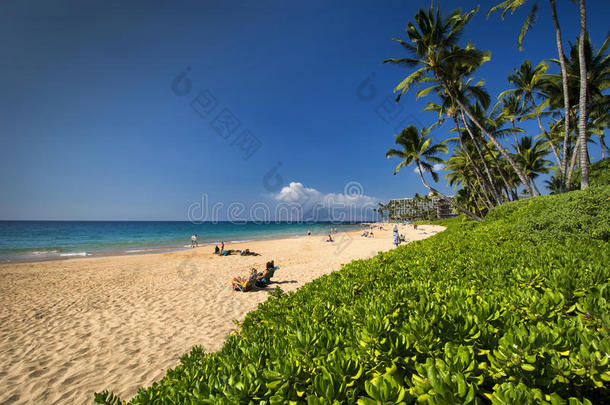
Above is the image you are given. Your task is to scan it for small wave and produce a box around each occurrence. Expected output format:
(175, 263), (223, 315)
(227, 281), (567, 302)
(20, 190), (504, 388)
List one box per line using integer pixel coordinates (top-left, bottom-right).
(31, 250), (59, 255)
(229, 240), (252, 243)
(126, 249), (154, 253)
(59, 252), (88, 257)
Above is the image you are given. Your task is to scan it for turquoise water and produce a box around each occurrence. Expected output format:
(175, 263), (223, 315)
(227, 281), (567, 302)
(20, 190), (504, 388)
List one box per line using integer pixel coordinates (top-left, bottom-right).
(0, 221), (364, 262)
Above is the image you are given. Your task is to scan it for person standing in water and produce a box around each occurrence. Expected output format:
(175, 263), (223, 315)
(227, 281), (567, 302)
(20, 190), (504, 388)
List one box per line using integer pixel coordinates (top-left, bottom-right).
(191, 233), (198, 248)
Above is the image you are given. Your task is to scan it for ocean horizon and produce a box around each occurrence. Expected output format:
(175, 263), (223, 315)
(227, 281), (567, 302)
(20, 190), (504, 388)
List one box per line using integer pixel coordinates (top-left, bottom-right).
(0, 220), (370, 263)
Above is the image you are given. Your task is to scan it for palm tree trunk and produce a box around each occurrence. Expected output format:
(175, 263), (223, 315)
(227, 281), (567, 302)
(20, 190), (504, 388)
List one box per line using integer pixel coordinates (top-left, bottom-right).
(464, 176), (487, 215)
(549, 0), (571, 192)
(530, 177), (541, 195)
(477, 134), (520, 200)
(444, 85), (535, 196)
(599, 134), (608, 159)
(459, 112), (504, 204)
(511, 119), (521, 155)
(415, 160), (482, 221)
(453, 116), (495, 208)
(566, 138), (580, 188)
(578, 0), (589, 189)
(528, 93), (562, 168)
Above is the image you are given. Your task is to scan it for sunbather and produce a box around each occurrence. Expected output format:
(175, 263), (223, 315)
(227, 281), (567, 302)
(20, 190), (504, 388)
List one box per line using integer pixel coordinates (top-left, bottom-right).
(256, 260), (278, 287)
(240, 249), (259, 256)
(231, 269), (258, 292)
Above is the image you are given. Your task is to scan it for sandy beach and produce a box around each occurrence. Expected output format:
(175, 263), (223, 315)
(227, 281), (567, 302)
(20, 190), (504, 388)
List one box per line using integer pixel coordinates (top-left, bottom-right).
(0, 224), (444, 404)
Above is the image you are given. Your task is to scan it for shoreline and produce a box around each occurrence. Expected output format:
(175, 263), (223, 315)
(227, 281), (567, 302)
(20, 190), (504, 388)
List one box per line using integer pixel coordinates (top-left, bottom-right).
(0, 224), (367, 265)
(0, 223), (444, 404)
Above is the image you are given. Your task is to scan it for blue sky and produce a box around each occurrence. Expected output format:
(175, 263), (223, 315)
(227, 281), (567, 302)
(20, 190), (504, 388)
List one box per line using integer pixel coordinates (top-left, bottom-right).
(0, 0), (608, 220)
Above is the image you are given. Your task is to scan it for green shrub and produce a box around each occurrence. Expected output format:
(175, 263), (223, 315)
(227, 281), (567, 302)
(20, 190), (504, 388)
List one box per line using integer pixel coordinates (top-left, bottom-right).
(589, 158), (610, 187)
(95, 188), (610, 404)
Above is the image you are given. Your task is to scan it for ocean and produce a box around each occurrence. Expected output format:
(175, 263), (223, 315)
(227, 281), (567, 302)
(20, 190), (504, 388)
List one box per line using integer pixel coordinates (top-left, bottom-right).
(0, 221), (366, 263)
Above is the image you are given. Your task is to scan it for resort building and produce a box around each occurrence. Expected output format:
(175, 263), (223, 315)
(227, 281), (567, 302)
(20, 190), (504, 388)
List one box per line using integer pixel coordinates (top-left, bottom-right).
(388, 195), (456, 219)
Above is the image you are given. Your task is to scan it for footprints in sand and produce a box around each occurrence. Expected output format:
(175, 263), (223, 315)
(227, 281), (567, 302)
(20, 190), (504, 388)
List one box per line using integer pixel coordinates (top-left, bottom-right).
(0, 226), (444, 404)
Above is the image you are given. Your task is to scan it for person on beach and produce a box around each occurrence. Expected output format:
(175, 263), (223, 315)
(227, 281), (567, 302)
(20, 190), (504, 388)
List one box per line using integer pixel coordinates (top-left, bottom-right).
(393, 225), (400, 247)
(326, 233), (334, 242)
(256, 260), (278, 287)
(307, 229), (311, 236)
(221, 241), (225, 252)
(191, 234), (198, 248)
(214, 245), (220, 254)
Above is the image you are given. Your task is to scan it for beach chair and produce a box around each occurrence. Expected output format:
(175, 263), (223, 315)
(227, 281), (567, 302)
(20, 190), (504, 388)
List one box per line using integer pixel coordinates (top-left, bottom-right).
(256, 266), (279, 287)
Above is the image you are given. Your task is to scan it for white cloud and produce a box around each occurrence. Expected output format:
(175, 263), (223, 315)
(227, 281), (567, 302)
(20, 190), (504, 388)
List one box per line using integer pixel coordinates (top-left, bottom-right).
(413, 163), (445, 174)
(272, 182), (380, 221)
(274, 182), (379, 207)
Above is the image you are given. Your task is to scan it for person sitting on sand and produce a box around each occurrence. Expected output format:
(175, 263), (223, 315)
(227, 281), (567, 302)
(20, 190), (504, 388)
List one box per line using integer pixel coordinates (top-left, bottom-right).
(214, 245), (220, 254)
(231, 269), (258, 292)
(307, 229), (311, 236)
(256, 261), (278, 287)
(326, 233), (334, 242)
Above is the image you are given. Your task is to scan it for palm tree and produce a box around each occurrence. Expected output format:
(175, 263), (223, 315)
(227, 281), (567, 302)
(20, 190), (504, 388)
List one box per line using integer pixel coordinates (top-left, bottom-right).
(498, 60), (562, 167)
(577, 0), (589, 189)
(444, 149), (489, 216)
(493, 94), (524, 153)
(386, 125), (481, 221)
(548, 34), (610, 187)
(488, 0), (572, 191)
(384, 4), (535, 196)
(515, 136), (552, 195)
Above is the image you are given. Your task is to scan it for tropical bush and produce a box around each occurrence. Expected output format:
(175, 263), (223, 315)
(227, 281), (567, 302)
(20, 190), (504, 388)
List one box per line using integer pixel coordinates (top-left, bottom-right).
(96, 186), (610, 404)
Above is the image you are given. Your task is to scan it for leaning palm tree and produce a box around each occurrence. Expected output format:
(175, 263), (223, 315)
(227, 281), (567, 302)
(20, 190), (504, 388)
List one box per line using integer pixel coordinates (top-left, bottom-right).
(383, 3), (535, 196)
(492, 94), (524, 153)
(386, 125), (481, 221)
(488, 0), (572, 191)
(515, 136), (552, 195)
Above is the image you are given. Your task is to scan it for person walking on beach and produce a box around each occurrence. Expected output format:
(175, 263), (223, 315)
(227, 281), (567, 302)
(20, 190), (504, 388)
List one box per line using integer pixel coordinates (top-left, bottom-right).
(191, 233), (198, 248)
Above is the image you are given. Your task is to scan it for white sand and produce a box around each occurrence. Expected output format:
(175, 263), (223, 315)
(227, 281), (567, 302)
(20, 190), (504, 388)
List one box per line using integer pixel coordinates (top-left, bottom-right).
(0, 224), (444, 404)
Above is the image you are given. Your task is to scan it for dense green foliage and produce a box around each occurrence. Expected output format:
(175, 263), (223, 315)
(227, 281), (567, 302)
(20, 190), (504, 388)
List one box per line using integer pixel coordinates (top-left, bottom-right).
(96, 187), (610, 404)
(587, 158), (610, 188)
